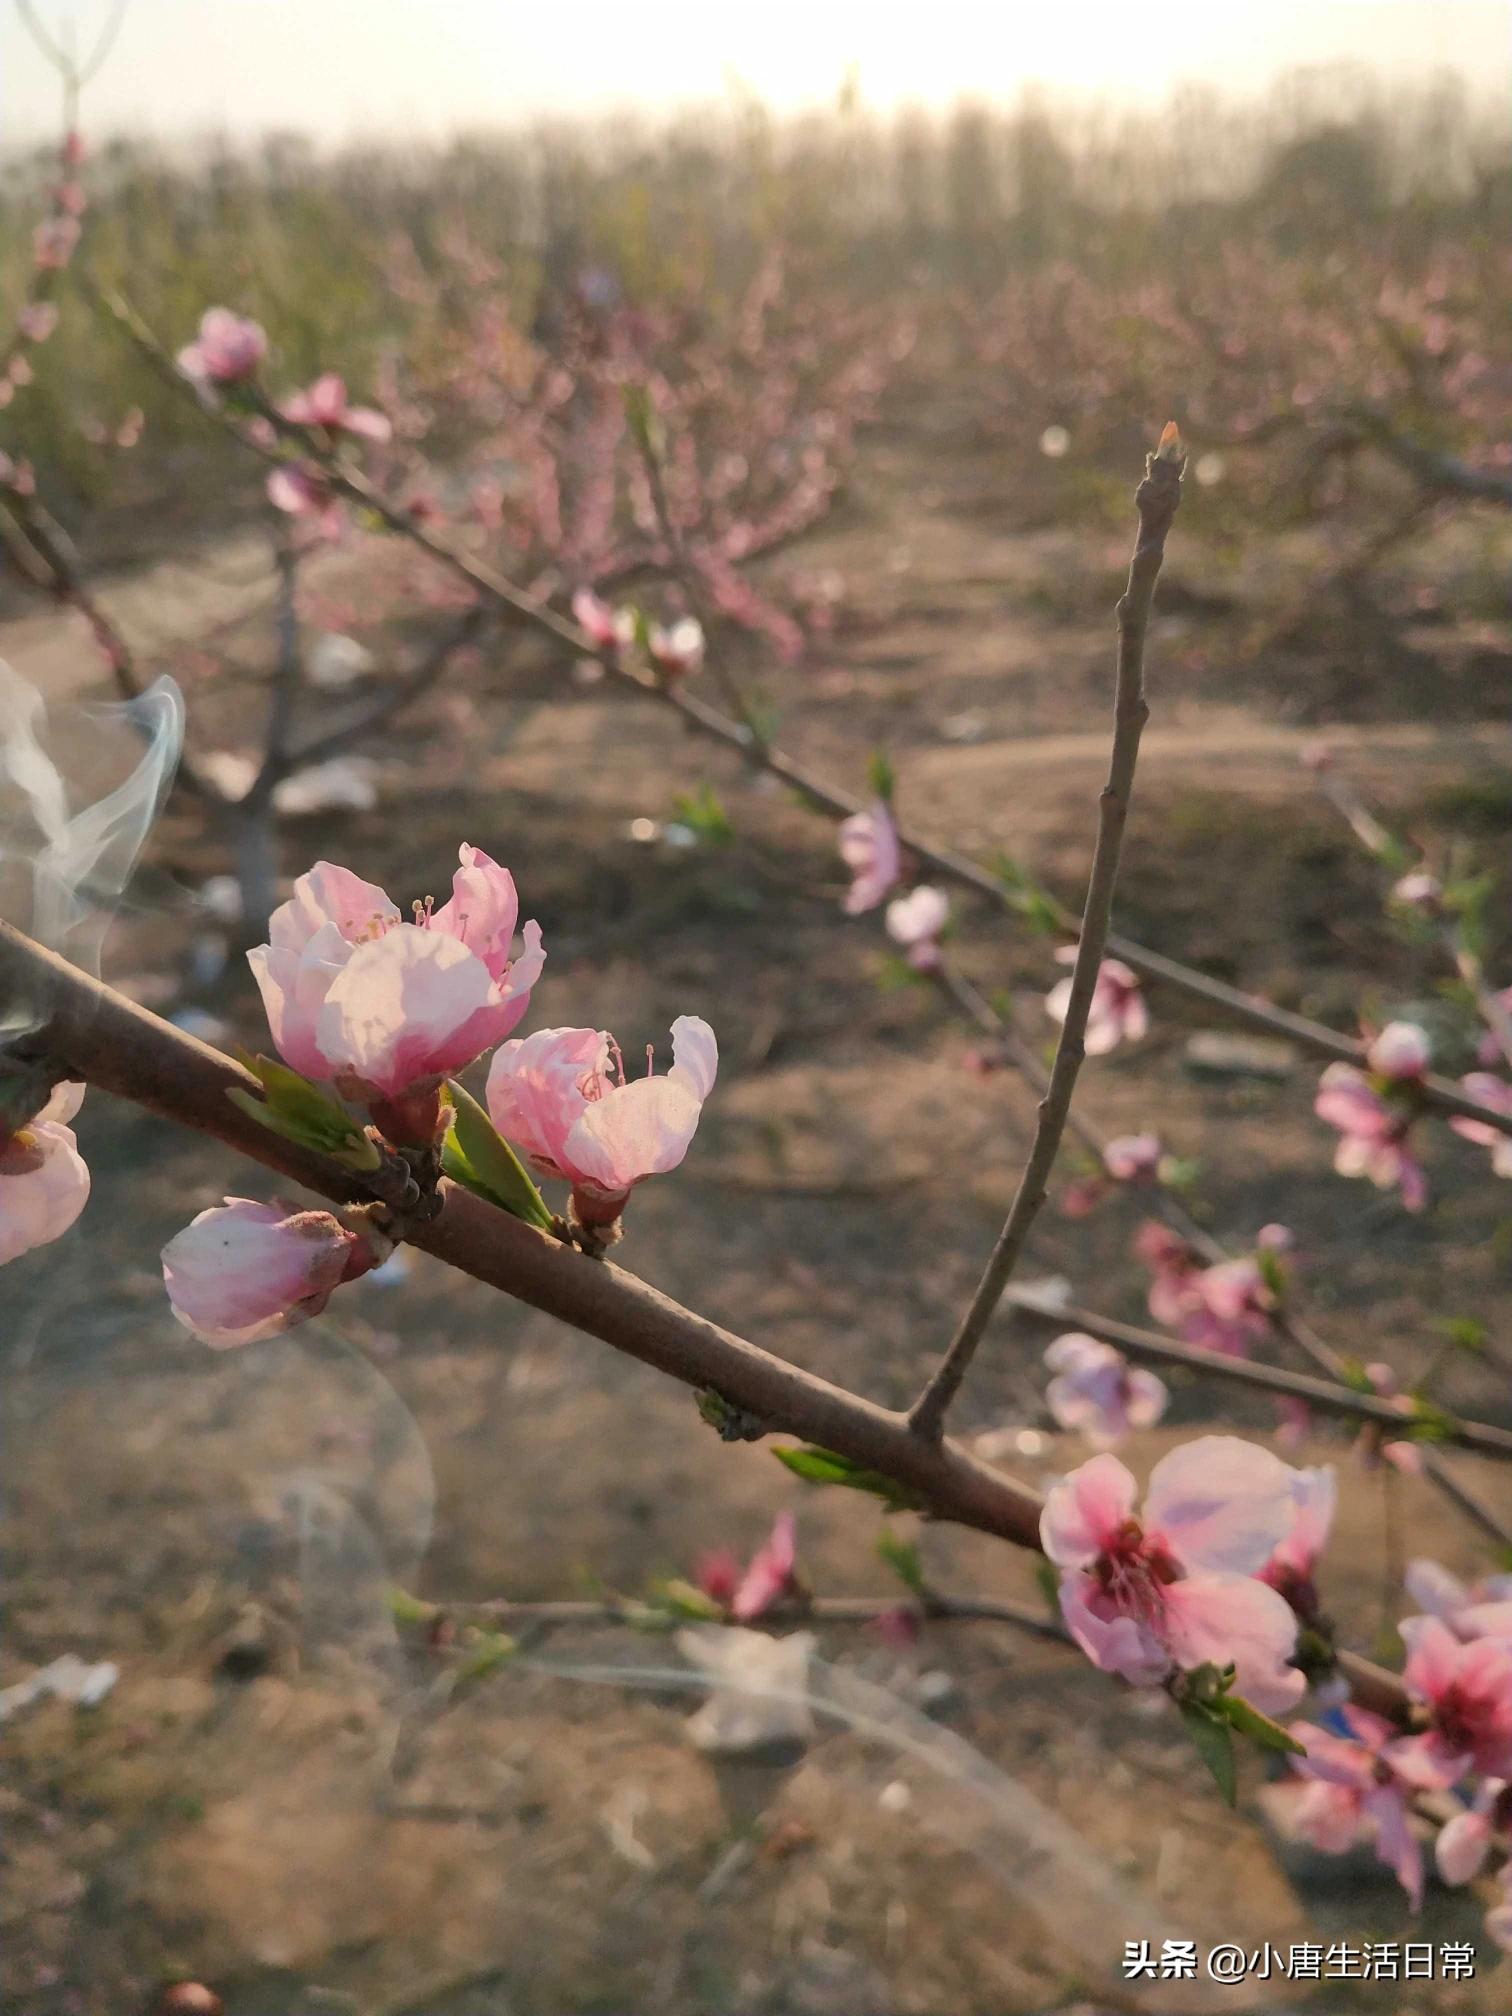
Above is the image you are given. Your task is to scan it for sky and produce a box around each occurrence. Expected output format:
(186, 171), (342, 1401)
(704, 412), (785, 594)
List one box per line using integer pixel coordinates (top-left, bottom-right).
(0, 0), (1508, 147)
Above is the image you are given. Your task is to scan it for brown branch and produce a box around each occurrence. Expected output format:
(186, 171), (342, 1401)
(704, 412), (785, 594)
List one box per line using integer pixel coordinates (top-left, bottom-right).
(0, 917), (1415, 1729)
(906, 436), (1181, 1440)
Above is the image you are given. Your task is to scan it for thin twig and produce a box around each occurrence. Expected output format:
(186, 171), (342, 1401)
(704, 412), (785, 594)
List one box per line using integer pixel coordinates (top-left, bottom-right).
(1006, 1289), (1512, 1462)
(426, 1590), (1071, 1645)
(906, 435), (1182, 1440)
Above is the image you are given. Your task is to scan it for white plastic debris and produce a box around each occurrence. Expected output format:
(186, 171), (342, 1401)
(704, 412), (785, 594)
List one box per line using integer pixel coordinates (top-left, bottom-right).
(0, 1654), (118, 1721)
(273, 757), (379, 816)
(676, 1625), (815, 1754)
(307, 633), (376, 690)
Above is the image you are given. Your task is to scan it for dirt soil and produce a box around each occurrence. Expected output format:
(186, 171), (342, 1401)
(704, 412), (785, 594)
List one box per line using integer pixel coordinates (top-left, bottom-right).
(4, 404), (1512, 2016)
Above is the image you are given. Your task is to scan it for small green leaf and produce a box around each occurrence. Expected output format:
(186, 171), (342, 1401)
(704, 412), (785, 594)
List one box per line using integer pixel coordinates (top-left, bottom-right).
(1180, 1702), (1237, 1807)
(772, 1444), (924, 1513)
(227, 1056), (380, 1169)
(1256, 1246), (1289, 1301)
(670, 782), (734, 846)
(1336, 1356), (1377, 1395)
(1033, 1558), (1062, 1614)
(442, 1081), (555, 1230)
(648, 1577), (725, 1622)
(1404, 1396), (1458, 1445)
(876, 950), (932, 992)
(1219, 1692), (1306, 1756)
(866, 749), (895, 803)
(876, 1528), (926, 1598)
(385, 1585), (435, 1626)
(1431, 1316), (1488, 1356)
(453, 1630), (517, 1685)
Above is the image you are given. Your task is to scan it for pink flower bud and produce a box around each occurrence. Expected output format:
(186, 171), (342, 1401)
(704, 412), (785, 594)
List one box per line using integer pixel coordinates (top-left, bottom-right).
(0, 1081), (89, 1265)
(161, 1197), (372, 1348)
(648, 616), (704, 678)
(17, 302), (58, 344)
(1436, 1809), (1494, 1886)
(1367, 1021), (1430, 1082)
(32, 216), (80, 270)
(1102, 1133), (1161, 1182)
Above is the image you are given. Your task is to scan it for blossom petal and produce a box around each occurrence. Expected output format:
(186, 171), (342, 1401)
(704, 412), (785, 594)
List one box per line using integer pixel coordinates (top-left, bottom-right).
(1144, 1435), (1295, 1574)
(1039, 1452), (1137, 1568)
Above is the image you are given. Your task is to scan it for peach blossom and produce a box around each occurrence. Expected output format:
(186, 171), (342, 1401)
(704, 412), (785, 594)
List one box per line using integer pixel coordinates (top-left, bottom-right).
(248, 847), (544, 1101)
(486, 1015), (716, 1225)
(177, 308), (268, 387)
(0, 1081), (89, 1266)
(1045, 949), (1147, 1054)
(837, 799), (900, 916)
(1041, 1437), (1303, 1711)
(282, 372), (391, 442)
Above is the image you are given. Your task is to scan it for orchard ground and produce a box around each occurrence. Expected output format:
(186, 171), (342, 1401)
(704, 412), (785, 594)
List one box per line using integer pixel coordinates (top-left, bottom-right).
(3, 391), (1512, 2015)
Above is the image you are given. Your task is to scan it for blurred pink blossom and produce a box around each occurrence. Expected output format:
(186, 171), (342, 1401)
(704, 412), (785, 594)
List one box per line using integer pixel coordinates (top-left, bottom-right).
(1045, 949), (1147, 1055)
(282, 372), (392, 442)
(1314, 1064), (1426, 1210)
(1450, 1074), (1512, 1177)
(838, 799), (901, 916)
(1281, 1707), (1423, 1906)
(177, 307), (268, 387)
(1043, 1332), (1168, 1449)
(885, 885), (949, 971)
(17, 302), (58, 344)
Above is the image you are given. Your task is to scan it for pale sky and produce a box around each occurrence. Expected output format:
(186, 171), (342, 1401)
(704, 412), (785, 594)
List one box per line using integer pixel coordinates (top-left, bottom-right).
(0, 0), (1508, 147)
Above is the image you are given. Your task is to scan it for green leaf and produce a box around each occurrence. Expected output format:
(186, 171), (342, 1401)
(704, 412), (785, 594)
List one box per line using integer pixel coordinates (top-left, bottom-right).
(1219, 1692), (1306, 1756)
(1431, 1316), (1488, 1356)
(1404, 1396), (1459, 1445)
(1336, 1356), (1377, 1395)
(876, 950), (932, 993)
(876, 1528), (926, 1598)
(866, 749), (895, 803)
(1033, 1558), (1062, 1614)
(1180, 1703), (1237, 1807)
(988, 853), (1062, 935)
(670, 782), (734, 846)
(228, 1055), (380, 1169)
(772, 1444), (924, 1513)
(385, 1585), (435, 1626)
(647, 1577), (725, 1623)
(1256, 1246), (1289, 1301)
(442, 1081), (555, 1230)
(453, 1630), (517, 1685)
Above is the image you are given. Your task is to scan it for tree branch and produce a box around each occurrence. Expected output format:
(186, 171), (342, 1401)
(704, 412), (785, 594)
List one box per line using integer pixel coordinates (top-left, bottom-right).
(906, 435), (1182, 1440)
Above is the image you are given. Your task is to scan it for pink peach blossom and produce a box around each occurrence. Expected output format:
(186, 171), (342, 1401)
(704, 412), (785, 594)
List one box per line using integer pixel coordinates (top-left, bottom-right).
(571, 587), (633, 651)
(177, 308), (268, 387)
(837, 799), (901, 916)
(162, 1197), (372, 1348)
(1389, 1616), (1512, 1788)
(32, 216), (80, 270)
(1043, 1333), (1168, 1449)
(248, 847), (545, 1102)
(486, 1015), (717, 1225)
(731, 1512), (799, 1621)
(282, 372), (392, 442)
(266, 463), (345, 539)
(1435, 1784), (1503, 1886)
(1403, 1559), (1512, 1643)
(1314, 1064), (1426, 1210)
(885, 885), (949, 972)
(1450, 1074), (1512, 1178)
(1260, 1466), (1335, 1623)
(0, 1081), (89, 1266)
(1477, 992), (1512, 1066)
(1045, 949), (1147, 1055)
(1040, 1438), (1304, 1711)
(1282, 1707), (1424, 1907)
